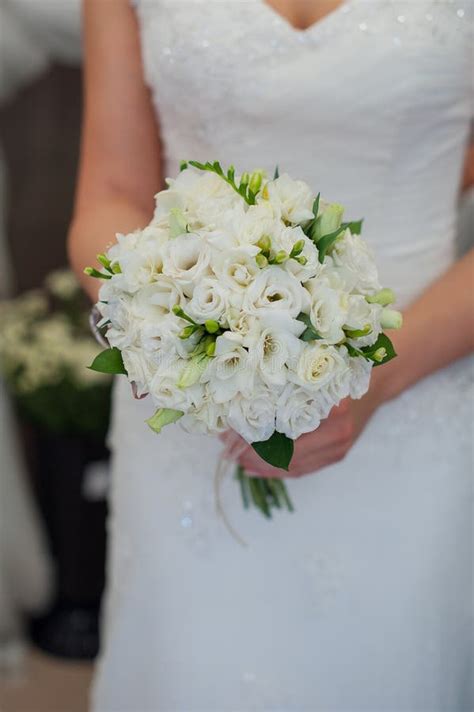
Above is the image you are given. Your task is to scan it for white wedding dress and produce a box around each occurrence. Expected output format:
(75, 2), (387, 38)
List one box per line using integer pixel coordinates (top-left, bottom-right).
(93, 2), (473, 710)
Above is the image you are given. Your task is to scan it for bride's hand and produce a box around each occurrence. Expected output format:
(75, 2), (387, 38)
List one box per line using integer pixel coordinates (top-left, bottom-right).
(220, 394), (379, 479)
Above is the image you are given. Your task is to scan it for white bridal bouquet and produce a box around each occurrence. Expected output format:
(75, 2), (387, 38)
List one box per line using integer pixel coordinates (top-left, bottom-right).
(86, 161), (402, 517)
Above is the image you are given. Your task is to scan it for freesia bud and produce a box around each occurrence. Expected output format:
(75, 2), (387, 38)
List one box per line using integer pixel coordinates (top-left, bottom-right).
(255, 254), (268, 269)
(372, 347), (387, 363)
(249, 169), (265, 194)
(206, 340), (216, 356)
(240, 172), (250, 187)
(97, 253), (111, 271)
(290, 239), (305, 257)
(204, 319), (220, 334)
(366, 288), (395, 306)
(295, 255), (308, 265)
(381, 309), (403, 330)
(257, 235), (271, 254)
(274, 250), (288, 264)
(179, 325), (198, 339)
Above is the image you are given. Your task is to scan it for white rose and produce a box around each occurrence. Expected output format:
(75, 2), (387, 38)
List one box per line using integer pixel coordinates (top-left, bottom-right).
(275, 384), (324, 440)
(243, 266), (309, 319)
(292, 343), (348, 391)
(202, 333), (254, 403)
(331, 232), (381, 295)
(263, 173), (314, 224)
(211, 245), (260, 293)
(162, 232), (211, 295)
(227, 388), (276, 444)
(305, 278), (347, 345)
(187, 277), (228, 323)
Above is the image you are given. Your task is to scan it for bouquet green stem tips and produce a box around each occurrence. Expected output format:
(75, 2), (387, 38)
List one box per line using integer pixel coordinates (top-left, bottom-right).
(235, 466), (294, 518)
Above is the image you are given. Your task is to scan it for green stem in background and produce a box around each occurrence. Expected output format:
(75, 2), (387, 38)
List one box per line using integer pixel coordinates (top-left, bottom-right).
(235, 467), (294, 518)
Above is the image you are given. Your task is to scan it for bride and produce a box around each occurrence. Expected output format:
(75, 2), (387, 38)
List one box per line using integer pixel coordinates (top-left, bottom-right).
(69, 1), (473, 709)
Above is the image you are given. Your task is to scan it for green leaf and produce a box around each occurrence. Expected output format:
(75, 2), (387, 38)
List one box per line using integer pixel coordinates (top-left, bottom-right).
(312, 193), (320, 218)
(146, 407), (184, 434)
(317, 225), (347, 263)
(341, 219), (363, 235)
(296, 312), (322, 341)
(252, 431), (294, 471)
(88, 347), (127, 375)
(273, 165), (280, 180)
(362, 332), (397, 367)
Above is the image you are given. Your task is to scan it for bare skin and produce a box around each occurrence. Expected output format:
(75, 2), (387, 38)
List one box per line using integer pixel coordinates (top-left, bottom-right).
(69, 0), (474, 479)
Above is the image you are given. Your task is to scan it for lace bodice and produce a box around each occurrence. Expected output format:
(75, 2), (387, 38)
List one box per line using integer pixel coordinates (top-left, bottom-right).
(133, 0), (472, 308)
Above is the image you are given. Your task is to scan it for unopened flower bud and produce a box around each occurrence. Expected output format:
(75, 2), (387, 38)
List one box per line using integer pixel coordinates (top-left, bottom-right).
(240, 172), (250, 187)
(257, 235), (271, 254)
(205, 340), (216, 356)
(381, 309), (403, 330)
(249, 169), (265, 194)
(373, 347), (387, 363)
(366, 288), (395, 306)
(295, 255), (308, 266)
(255, 253), (268, 269)
(290, 239), (305, 257)
(274, 250), (288, 264)
(205, 319), (220, 334)
(312, 203), (345, 243)
(346, 324), (372, 338)
(97, 253), (111, 271)
(179, 325), (197, 339)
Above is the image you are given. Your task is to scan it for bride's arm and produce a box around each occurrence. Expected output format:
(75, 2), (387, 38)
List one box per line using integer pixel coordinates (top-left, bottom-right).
(68, 0), (162, 301)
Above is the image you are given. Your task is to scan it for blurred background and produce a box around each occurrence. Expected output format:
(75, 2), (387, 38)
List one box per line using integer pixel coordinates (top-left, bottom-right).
(0, 2), (472, 711)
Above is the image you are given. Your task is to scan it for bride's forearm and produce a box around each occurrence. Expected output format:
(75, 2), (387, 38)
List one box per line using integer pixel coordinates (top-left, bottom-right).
(372, 249), (474, 405)
(68, 196), (152, 302)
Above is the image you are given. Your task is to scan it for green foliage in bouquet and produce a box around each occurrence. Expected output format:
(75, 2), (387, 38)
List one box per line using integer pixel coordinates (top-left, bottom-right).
(0, 270), (112, 439)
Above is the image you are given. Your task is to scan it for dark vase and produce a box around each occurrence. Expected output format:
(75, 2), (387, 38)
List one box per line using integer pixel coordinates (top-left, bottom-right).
(27, 428), (109, 660)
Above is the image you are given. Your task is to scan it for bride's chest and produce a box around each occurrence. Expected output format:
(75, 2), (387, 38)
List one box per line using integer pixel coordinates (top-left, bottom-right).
(136, 0), (471, 112)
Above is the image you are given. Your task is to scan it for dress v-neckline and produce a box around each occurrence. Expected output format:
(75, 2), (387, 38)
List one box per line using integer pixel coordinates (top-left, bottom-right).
(258, 0), (358, 36)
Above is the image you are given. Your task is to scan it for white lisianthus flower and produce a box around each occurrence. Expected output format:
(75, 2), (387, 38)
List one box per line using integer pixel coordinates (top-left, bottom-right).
(162, 232), (211, 295)
(346, 352), (373, 400)
(236, 201), (280, 246)
(305, 278), (347, 345)
(211, 245), (260, 293)
(138, 313), (183, 356)
(227, 388), (277, 443)
(243, 266), (309, 318)
(150, 356), (204, 412)
(180, 395), (228, 435)
(121, 346), (157, 396)
(108, 227), (167, 293)
(344, 295), (383, 347)
(332, 232), (381, 294)
(249, 324), (302, 386)
(203, 333), (254, 403)
(129, 279), (185, 321)
(275, 384), (324, 440)
(292, 343), (348, 391)
(263, 173), (314, 224)
(225, 309), (262, 348)
(187, 277), (228, 323)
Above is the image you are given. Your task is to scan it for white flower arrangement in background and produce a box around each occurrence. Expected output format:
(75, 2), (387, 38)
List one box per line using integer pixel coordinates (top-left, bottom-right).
(87, 162), (402, 516)
(0, 270), (111, 437)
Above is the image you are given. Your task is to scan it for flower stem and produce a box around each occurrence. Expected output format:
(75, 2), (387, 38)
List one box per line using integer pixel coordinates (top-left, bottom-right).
(235, 468), (294, 517)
